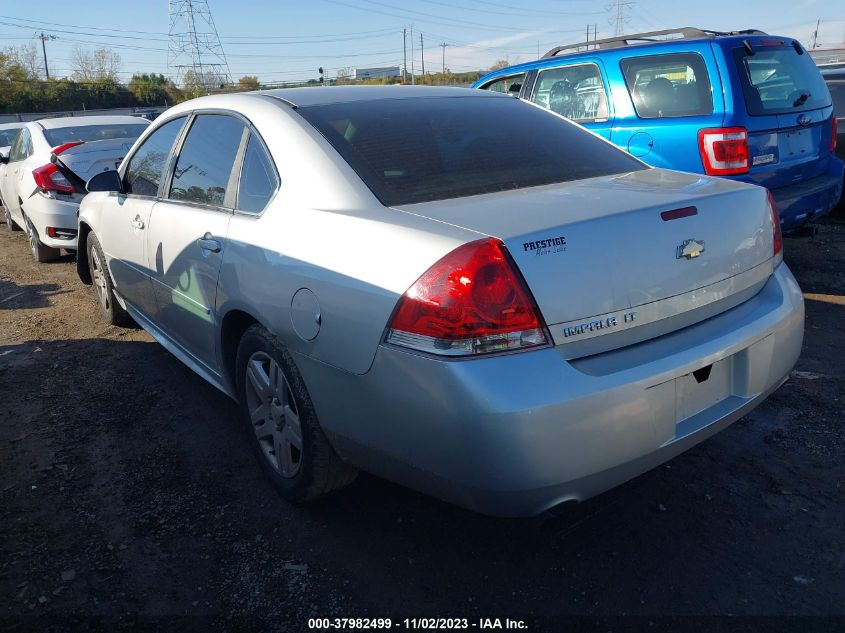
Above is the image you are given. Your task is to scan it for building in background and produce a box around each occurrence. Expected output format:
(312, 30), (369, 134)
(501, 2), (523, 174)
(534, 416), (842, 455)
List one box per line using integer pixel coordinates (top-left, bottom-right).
(353, 66), (401, 80)
(810, 48), (845, 70)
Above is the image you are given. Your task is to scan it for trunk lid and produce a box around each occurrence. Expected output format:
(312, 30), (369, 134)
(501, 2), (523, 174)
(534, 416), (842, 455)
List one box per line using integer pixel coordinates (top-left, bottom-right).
(394, 169), (775, 348)
(54, 138), (135, 182)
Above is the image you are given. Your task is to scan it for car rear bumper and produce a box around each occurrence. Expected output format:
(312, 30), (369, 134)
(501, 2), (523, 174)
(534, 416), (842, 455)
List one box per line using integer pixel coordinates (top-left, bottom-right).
(768, 159), (844, 230)
(296, 264), (804, 517)
(22, 193), (79, 249)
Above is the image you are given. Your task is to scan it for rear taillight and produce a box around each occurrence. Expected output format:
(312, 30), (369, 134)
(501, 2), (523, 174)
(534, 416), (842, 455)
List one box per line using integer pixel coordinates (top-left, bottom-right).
(831, 116), (838, 154)
(698, 127), (749, 175)
(32, 163), (75, 194)
(385, 238), (548, 356)
(767, 189), (783, 261)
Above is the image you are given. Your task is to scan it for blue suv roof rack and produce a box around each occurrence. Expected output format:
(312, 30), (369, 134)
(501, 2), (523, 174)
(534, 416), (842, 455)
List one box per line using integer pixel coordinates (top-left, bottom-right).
(542, 27), (767, 58)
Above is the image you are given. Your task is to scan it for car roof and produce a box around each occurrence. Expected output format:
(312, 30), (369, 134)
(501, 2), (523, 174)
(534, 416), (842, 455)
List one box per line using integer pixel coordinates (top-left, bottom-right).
(0, 122), (25, 130)
(34, 115), (150, 129)
(257, 85), (503, 108)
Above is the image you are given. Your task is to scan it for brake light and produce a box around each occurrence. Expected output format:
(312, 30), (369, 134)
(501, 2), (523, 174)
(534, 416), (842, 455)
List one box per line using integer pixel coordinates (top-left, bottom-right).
(698, 127), (749, 175)
(767, 189), (782, 260)
(32, 163), (75, 194)
(52, 141), (84, 155)
(385, 238), (548, 356)
(831, 116), (838, 154)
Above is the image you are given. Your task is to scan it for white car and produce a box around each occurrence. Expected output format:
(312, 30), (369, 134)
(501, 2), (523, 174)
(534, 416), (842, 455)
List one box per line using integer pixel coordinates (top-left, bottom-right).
(0, 115), (149, 261)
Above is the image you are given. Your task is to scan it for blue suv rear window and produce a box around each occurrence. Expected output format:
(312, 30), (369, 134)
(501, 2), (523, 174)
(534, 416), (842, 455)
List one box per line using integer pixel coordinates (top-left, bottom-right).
(733, 45), (832, 115)
(621, 53), (713, 118)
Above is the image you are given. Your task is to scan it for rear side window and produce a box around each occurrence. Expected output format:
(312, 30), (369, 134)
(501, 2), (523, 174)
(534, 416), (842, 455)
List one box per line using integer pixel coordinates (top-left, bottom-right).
(621, 53), (713, 118)
(733, 46), (832, 115)
(0, 128), (20, 147)
(532, 63), (609, 122)
(481, 73), (525, 96)
(9, 129), (30, 162)
(297, 96), (645, 206)
(124, 117), (186, 197)
(43, 123), (148, 147)
(237, 134), (278, 214)
(169, 115), (245, 207)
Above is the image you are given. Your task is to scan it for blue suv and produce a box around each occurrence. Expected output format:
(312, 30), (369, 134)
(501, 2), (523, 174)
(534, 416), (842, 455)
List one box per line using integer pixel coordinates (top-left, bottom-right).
(473, 28), (844, 231)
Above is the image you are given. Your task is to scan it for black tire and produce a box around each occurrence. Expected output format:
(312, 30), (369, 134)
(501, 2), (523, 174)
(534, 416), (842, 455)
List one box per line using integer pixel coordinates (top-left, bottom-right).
(86, 232), (132, 326)
(3, 205), (21, 232)
(235, 324), (357, 503)
(25, 218), (60, 262)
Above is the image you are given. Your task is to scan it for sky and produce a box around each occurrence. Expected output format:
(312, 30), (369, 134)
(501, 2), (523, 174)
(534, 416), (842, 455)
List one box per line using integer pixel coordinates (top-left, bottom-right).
(0, 0), (843, 84)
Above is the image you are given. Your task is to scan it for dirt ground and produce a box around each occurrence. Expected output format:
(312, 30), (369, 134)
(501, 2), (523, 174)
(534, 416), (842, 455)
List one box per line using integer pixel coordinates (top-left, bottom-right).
(0, 213), (843, 632)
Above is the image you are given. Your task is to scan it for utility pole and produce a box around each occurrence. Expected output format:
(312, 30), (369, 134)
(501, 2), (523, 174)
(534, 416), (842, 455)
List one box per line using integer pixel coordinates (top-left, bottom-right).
(811, 19), (821, 49)
(440, 42), (448, 75)
(410, 25), (415, 85)
(420, 33), (425, 76)
(403, 28), (407, 84)
(35, 32), (55, 80)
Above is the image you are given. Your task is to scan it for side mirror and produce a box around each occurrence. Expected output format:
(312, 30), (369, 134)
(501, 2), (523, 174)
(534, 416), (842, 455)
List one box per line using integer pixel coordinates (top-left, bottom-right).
(87, 170), (123, 193)
(0, 152), (9, 164)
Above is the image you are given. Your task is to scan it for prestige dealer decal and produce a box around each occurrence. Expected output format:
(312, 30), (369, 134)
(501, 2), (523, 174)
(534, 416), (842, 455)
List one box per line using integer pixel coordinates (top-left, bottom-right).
(523, 235), (566, 256)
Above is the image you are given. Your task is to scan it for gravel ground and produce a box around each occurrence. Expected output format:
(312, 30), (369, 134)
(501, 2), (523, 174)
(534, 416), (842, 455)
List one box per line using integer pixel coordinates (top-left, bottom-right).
(0, 213), (843, 632)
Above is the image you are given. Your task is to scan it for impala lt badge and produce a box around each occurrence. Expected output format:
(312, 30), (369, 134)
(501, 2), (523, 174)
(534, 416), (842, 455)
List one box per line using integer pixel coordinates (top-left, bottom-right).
(677, 239), (705, 260)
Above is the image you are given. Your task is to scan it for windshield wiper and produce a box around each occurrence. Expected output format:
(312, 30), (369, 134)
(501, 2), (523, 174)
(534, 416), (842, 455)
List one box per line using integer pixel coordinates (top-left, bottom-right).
(793, 92), (810, 107)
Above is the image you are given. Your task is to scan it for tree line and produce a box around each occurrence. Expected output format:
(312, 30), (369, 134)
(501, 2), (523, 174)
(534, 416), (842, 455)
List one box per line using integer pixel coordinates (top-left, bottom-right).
(1, 42), (490, 115)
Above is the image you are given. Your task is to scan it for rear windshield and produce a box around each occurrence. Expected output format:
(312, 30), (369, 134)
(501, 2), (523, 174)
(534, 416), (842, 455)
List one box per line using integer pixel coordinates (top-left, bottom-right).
(43, 123), (149, 147)
(0, 128), (20, 147)
(733, 46), (832, 115)
(296, 96), (645, 206)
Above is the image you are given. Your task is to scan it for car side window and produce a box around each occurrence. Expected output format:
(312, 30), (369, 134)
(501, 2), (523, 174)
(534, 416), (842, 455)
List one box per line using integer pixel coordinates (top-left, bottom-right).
(9, 129), (30, 162)
(124, 117), (186, 197)
(481, 73), (526, 96)
(532, 63), (609, 122)
(168, 115), (245, 207)
(237, 133), (278, 214)
(621, 53), (713, 118)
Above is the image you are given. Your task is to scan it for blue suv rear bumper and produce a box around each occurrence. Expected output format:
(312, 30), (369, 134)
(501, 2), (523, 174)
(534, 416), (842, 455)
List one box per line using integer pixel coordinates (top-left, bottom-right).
(768, 158), (844, 231)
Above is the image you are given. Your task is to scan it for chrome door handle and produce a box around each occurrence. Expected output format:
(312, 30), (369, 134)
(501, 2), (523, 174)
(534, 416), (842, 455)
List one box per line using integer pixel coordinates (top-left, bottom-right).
(197, 237), (222, 253)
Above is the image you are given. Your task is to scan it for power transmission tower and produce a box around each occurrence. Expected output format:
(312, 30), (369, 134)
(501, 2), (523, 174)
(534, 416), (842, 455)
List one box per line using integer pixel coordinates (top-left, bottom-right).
(403, 28), (407, 83)
(811, 19), (821, 49)
(609, 0), (633, 37)
(420, 33), (425, 76)
(168, 0), (232, 94)
(440, 42), (448, 75)
(34, 32), (56, 80)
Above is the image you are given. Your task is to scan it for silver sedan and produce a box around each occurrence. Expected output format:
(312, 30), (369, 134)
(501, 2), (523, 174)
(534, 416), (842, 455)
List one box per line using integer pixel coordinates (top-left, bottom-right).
(77, 86), (803, 516)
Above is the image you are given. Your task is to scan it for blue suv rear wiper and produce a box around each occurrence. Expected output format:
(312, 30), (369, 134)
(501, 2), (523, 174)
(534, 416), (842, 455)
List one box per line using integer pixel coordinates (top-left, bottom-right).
(792, 92), (810, 107)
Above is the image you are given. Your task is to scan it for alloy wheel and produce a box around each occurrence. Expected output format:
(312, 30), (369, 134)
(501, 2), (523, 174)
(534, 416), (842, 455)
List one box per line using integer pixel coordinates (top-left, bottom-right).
(90, 246), (110, 312)
(28, 222), (39, 257)
(244, 351), (303, 478)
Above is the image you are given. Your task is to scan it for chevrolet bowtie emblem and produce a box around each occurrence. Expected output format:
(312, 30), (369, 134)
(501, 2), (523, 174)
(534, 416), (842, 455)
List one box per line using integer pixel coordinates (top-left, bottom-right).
(677, 239), (705, 260)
